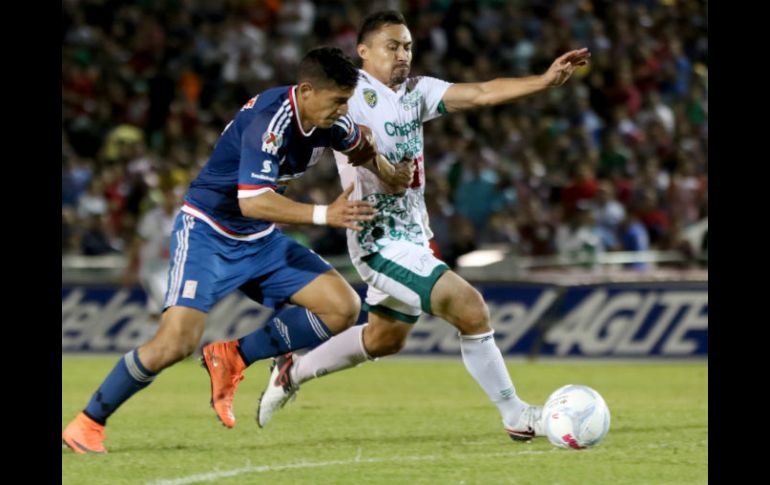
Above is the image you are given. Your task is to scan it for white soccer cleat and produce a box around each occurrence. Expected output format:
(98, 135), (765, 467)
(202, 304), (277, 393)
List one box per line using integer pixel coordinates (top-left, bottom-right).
(504, 404), (544, 441)
(257, 353), (299, 428)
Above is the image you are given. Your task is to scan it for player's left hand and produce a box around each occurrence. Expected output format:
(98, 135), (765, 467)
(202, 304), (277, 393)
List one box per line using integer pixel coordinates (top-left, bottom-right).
(543, 48), (591, 87)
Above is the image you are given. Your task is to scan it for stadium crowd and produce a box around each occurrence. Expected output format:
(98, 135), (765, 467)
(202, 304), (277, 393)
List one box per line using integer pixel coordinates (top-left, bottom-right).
(62, 0), (707, 269)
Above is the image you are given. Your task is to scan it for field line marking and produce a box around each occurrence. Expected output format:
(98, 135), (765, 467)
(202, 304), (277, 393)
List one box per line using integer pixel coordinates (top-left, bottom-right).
(145, 449), (549, 485)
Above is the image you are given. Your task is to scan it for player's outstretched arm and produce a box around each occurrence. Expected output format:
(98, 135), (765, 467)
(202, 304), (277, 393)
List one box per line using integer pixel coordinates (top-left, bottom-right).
(239, 184), (375, 231)
(441, 48), (590, 112)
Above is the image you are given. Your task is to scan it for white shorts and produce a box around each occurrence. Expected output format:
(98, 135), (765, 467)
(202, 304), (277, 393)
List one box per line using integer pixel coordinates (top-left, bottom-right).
(140, 268), (169, 316)
(355, 241), (449, 323)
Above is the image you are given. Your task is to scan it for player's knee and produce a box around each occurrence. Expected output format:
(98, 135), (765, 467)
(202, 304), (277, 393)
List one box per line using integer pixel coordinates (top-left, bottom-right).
(452, 289), (490, 334)
(344, 294), (362, 325)
(151, 329), (199, 367)
(164, 339), (197, 365)
(322, 292), (361, 334)
(367, 329), (407, 357)
(177, 338), (198, 360)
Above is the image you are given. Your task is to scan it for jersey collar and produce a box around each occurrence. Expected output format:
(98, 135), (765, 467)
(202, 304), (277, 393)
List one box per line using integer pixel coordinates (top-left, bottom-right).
(288, 85), (316, 137)
(359, 69), (405, 97)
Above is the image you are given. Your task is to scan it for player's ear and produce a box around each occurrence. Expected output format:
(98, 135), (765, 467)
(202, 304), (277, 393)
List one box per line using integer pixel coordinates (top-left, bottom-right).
(357, 43), (368, 61)
(298, 81), (314, 99)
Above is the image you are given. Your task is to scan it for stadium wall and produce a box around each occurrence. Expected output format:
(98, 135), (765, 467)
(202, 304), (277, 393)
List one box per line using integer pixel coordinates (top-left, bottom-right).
(62, 281), (707, 358)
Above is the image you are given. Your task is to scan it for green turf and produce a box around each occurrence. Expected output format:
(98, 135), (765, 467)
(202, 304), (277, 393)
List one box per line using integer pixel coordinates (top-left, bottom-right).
(62, 356), (707, 485)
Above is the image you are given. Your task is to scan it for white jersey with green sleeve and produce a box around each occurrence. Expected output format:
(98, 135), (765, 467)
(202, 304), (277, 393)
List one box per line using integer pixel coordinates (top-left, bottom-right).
(335, 70), (452, 261)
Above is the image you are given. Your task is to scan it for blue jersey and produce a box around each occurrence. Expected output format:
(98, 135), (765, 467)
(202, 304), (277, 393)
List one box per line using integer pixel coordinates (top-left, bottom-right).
(183, 85), (361, 239)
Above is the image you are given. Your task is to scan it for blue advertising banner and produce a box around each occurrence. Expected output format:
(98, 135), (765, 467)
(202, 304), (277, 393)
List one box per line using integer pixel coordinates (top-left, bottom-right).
(62, 282), (707, 357)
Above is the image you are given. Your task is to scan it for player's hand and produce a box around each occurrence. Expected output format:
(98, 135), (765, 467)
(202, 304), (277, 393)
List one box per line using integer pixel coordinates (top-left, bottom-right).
(326, 184), (376, 231)
(542, 48), (591, 87)
(346, 125), (377, 167)
(375, 155), (415, 192)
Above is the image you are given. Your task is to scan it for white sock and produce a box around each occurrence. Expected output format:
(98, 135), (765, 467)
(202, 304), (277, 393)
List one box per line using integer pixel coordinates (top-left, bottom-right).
(291, 324), (372, 385)
(459, 330), (526, 426)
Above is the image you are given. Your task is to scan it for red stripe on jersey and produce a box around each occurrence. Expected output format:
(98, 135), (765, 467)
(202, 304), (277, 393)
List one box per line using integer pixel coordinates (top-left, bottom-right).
(288, 86), (298, 128)
(238, 184), (276, 190)
(183, 202), (251, 236)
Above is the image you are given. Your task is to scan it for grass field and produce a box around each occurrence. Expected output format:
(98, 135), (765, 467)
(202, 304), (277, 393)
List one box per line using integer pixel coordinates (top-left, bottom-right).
(62, 356), (707, 485)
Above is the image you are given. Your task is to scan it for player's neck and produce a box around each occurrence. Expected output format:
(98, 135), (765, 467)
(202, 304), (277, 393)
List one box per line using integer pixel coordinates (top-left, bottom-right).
(362, 67), (402, 92)
(292, 92), (316, 133)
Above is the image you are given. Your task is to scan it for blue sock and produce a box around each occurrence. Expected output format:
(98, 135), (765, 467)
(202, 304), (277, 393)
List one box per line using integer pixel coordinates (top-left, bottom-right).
(83, 349), (157, 425)
(238, 306), (332, 365)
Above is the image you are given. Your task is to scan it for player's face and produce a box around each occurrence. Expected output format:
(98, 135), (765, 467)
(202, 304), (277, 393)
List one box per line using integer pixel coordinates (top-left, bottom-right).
(300, 83), (354, 128)
(358, 24), (413, 88)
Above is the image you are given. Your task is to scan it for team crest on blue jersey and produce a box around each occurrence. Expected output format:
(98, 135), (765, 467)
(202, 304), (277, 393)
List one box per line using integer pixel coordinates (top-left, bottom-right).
(363, 89), (377, 108)
(262, 131), (282, 147)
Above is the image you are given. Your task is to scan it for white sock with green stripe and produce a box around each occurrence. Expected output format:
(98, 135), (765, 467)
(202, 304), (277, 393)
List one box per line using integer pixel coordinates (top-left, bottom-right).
(291, 324), (372, 385)
(459, 330), (527, 426)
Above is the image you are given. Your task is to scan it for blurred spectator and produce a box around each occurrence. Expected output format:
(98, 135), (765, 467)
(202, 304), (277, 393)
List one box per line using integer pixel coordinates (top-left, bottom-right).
(619, 210), (651, 271)
(444, 215), (477, 269)
(561, 162), (598, 218)
(637, 188), (671, 247)
(555, 202), (603, 267)
(638, 90), (675, 135)
(81, 215), (118, 256)
(453, 155), (507, 235)
(482, 209), (520, 246)
(77, 178), (108, 221)
(592, 179), (626, 251)
(516, 197), (556, 257)
(277, 0), (316, 41)
(62, 156), (93, 208)
(667, 155), (706, 226)
(124, 181), (183, 318)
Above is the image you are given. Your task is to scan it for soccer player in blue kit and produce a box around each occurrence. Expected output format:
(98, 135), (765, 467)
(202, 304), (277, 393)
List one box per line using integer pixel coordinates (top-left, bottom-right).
(62, 47), (387, 454)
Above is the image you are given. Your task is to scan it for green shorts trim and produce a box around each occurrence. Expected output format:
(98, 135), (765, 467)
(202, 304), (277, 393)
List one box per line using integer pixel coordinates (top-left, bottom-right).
(361, 252), (449, 314)
(362, 302), (420, 324)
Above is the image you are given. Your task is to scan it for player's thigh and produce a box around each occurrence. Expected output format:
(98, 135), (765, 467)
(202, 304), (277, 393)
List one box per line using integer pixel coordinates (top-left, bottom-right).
(238, 234), (361, 330)
(164, 213), (249, 313)
(429, 270), (489, 332)
(357, 241), (449, 317)
(289, 269), (361, 333)
(155, 306), (207, 343)
(362, 284), (422, 324)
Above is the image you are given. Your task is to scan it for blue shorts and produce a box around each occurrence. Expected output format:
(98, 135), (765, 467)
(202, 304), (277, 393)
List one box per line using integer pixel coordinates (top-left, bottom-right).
(163, 213), (333, 313)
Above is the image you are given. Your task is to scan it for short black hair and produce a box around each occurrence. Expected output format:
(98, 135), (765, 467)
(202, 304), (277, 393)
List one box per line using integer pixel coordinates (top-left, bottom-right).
(298, 46), (358, 90)
(357, 10), (406, 45)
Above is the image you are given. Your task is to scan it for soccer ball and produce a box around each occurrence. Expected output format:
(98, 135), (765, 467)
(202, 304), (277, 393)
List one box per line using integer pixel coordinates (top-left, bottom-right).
(542, 384), (611, 449)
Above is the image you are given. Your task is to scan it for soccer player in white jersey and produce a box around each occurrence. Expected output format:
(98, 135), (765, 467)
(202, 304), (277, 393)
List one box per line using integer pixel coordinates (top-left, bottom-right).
(258, 11), (590, 442)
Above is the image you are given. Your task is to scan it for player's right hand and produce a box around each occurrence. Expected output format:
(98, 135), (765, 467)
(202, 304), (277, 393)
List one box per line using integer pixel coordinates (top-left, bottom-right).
(327, 184), (376, 231)
(375, 155), (415, 192)
(543, 48), (590, 87)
